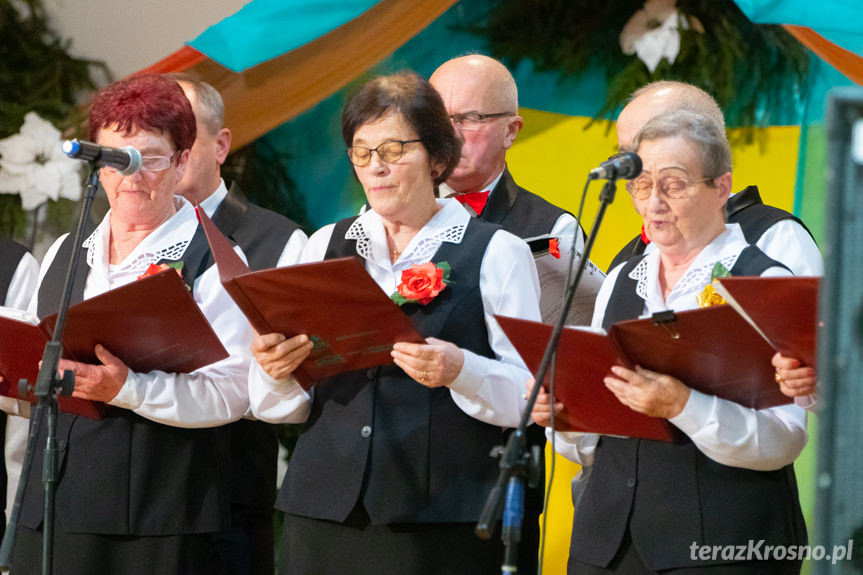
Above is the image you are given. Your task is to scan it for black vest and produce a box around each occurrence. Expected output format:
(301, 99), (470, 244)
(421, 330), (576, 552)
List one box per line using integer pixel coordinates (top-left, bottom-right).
(21, 226), (231, 535)
(607, 185), (815, 272)
(603, 245), (789, 330)
(0, 239), (29, 304)
(278, 216), (508, 524)
(576, 246), (806, 570)
(211, 183), (302, 510)
(212, 182), (300, 270)
(482, 168), (571, 239)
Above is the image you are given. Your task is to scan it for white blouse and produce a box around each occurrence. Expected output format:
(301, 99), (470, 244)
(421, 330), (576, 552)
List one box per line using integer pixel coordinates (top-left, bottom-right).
(249, 198), (542, 428)
(550, 224), (808, 471)
(4, 250), (38, 311)
(30, 198), (253, 428)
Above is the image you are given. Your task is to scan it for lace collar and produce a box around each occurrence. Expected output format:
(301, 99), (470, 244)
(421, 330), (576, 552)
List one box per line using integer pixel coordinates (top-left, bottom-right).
(82, 197), (198, 277)
(629, 225), (746, 302)
(344, 199), (469, 264)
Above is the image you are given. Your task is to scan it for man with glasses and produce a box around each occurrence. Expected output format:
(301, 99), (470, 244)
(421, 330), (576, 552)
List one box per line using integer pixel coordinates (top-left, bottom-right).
(607, 81), (822, 277)
(430, 55), (585, 248)
(431, 54), (591, 575)
(172, 75), (308, 575)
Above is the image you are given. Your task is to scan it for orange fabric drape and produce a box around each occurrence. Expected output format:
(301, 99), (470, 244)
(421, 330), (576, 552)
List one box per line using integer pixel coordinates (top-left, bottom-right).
(784, 25), (863, 85)
(138, 0), (457, 150)
(135, 46), (208, 76)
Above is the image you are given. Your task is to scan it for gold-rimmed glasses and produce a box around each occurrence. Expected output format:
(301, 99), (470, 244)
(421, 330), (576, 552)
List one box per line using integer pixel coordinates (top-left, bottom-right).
(626, 169), (714, 200)
(347, 140), (422, 167)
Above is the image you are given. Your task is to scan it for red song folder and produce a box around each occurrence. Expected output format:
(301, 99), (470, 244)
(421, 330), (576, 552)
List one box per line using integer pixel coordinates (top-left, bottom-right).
(497, 304), (793, 442)
(0, 270), (229, 419)
(196, 206), (424, 390)
(715, 276), (819, 367)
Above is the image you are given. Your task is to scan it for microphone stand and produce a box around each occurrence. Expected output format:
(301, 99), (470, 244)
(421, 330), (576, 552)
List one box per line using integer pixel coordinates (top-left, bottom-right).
(0, 167), (101, 574)
(476, 177), (619, 574)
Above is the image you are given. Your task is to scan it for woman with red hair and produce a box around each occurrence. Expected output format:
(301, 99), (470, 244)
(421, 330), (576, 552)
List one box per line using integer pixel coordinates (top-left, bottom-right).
(11, 75), (253, 574)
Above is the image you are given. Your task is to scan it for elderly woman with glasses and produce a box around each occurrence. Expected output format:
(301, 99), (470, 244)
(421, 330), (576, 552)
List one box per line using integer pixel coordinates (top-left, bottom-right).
(532, 110), (808, 574)
(13, 75), (252, 574)
(248, 71), (541, 574)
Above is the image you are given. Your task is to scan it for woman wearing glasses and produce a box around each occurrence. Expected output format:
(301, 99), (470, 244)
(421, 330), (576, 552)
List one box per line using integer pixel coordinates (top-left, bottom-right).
(248, 71), (541, 574)
(532, 110), (808, 574)
(13, 75), (252, 574)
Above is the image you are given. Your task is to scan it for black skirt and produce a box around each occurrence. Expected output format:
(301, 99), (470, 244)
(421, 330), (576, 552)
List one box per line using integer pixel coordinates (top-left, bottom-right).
(12, 524), (213, 575)
(280, 503), (508, 575)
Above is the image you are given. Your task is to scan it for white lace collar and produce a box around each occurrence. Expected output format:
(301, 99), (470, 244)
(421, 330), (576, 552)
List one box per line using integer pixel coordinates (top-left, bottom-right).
(344, 198), (470, 265)
(629, 224), (748, 304)
(83, 197), (199, 277)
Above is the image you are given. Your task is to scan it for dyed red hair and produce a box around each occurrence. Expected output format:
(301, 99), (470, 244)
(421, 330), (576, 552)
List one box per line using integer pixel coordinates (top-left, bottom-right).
(88, 75), (196, 151)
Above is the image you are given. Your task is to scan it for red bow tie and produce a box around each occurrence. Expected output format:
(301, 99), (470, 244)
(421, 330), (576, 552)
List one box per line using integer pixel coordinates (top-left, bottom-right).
(640, 224), (651, 245)
(454, 190), (491, 215)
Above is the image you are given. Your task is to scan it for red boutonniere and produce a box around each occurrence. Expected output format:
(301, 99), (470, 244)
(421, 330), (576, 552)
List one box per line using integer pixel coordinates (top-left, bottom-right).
(549, 238), (561, 259)
(137, 261), (189, 290)
(391, 261), (451, 306)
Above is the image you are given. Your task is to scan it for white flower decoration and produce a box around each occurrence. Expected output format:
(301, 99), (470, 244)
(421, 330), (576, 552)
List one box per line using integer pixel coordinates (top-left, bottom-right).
(619, 0), (704, 73)
(0, 112), (81, 210)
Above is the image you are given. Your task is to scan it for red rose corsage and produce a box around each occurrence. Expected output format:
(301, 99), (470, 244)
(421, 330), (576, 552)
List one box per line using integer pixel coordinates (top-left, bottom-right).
(391, 261), (451, 306)
(137, 261), (188, 290)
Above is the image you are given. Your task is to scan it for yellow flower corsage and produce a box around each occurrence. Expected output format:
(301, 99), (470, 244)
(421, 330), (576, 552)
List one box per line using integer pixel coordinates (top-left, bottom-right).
(696, 262), (730, 308)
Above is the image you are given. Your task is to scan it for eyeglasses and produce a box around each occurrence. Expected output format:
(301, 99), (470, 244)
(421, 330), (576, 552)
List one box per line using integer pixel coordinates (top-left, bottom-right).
(102, 151), (178, 174)
(626, 170), (714, 200)
(449, 112), (515, 131)
(347, 140), (421, 167)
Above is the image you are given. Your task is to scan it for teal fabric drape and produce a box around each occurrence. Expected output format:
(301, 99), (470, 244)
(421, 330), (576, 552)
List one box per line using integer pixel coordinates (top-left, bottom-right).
(733, 0), (863, 56)
(189, 0), (381, 72)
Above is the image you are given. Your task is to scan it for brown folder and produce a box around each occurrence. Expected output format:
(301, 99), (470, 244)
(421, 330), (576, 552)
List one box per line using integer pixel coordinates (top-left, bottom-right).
(497, 304), (792, 443)
(195, 206), (424, 390)
(0, 270), (229, 419)
(715, 276), (819, 367)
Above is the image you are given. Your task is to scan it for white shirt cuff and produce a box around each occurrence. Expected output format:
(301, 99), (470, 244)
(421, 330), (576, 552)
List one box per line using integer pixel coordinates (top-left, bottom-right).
(667, 387), (712, 436)
(446, 348), (484, 397)
(108, 370), (143, 410)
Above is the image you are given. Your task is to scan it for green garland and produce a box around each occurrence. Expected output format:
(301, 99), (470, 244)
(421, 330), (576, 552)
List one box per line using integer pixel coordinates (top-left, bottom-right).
(474, 0), (809, 139)
(0, 0), (108, 240)
(222, 137), (312, 233)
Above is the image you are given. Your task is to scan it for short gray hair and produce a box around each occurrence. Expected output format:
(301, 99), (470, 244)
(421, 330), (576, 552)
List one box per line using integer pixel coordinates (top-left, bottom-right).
(633, 109), (732, 178)
(167, 73), (225, 135)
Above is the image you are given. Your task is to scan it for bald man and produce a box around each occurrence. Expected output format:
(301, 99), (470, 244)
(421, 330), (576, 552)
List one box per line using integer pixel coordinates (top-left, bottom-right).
(608, 81), (822, 276)
(430, 55), (585, 252)
(172, 75), (308, 575)
(431, 55), (592, 575)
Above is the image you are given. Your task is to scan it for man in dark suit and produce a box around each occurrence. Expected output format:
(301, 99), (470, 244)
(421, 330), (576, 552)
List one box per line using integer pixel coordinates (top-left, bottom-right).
(174, 76), (307, 575)
(430, 55), (592, 575)
(608, 81), (822, 277)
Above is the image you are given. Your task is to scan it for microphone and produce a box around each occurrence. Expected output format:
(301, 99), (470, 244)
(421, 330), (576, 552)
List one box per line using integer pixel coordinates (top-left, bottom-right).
(589, 151), (642, 180)
(62, 139), (142, 176)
